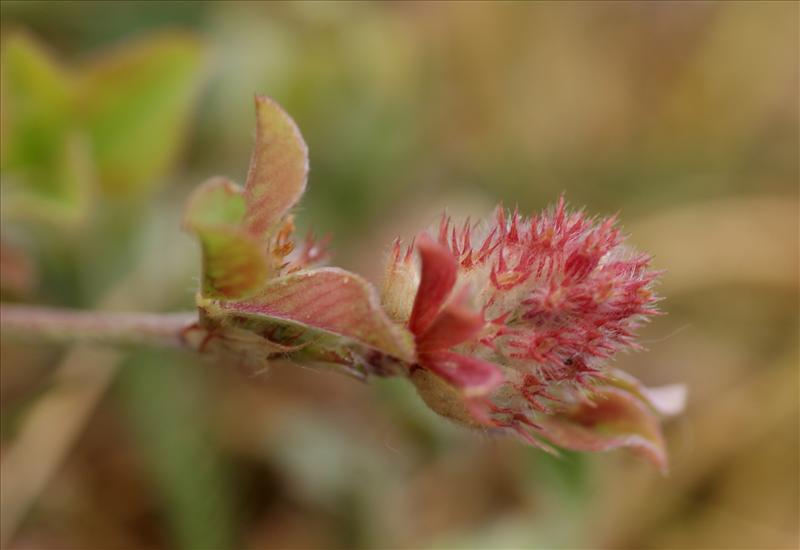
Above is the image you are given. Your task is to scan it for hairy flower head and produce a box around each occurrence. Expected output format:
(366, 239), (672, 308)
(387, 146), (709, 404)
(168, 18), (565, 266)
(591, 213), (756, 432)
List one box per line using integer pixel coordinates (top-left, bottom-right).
(383, 198), (683, 471)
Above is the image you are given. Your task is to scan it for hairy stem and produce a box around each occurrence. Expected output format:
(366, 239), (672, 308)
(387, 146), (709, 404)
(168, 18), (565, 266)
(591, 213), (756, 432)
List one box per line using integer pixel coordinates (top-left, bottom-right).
(0, 304), (197, 349)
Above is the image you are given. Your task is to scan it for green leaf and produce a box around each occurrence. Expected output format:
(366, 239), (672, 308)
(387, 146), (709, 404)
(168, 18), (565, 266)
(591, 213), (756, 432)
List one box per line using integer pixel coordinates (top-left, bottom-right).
(80, 32), (205, 195)
(184, 177), (268, 299)
(1, 31), (206, 225)
(183, 177), (246, 229)
(0, 32), (90, 224)
(243, 95), (309, 236)
(1, 32), (73, 169)
(195, 225), (269, 300)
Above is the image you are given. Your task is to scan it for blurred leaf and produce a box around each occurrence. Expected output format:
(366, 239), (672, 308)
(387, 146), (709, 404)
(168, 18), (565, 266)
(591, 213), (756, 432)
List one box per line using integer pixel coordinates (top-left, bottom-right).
(0, 32), (72, 171)
(80, 32), (205, 195)
(0, 30), (205, 226)
(0, 32), (90, 225)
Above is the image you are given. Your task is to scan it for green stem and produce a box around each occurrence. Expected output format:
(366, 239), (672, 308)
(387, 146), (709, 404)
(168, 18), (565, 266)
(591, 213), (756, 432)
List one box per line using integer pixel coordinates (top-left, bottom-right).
(0, 304), (197, 349)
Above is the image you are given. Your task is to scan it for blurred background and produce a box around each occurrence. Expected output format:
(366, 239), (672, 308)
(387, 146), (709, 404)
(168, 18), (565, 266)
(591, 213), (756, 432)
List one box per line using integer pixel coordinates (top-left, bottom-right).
(0, 1), (797, 548)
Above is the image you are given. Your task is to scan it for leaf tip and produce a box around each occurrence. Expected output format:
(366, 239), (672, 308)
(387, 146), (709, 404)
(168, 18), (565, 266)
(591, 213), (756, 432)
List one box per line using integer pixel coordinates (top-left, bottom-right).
(244, 94), (309, 235)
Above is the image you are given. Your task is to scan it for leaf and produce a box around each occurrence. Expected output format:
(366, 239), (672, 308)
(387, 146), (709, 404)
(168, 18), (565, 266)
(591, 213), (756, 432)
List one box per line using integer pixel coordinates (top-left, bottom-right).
(1, 132), (93, 225)
(537, 386), (670, 473)
(221, 267), (416, 363)
(0, 32), (90, 225)
(183, 178), (267, 300)
(183, 177), (246, 229)
(195, 226), (269, 300)
(80, 32), (205, 196)
(1, 32), (73, 169)
(1, 31), (205, 225)
(243, 95), (309, 236)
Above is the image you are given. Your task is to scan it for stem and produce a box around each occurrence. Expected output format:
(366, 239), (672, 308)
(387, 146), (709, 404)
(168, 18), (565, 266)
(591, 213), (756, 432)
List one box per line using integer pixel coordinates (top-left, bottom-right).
(0, 304), (197, 349)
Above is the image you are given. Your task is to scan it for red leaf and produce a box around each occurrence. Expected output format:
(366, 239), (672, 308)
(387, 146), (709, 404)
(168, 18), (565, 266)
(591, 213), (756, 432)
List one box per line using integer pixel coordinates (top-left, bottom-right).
(408, 234), (458, 337)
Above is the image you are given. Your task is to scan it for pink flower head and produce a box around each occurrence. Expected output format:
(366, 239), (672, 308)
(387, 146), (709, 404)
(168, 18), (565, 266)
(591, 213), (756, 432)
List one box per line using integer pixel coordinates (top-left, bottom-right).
(383, 198), (684, 472)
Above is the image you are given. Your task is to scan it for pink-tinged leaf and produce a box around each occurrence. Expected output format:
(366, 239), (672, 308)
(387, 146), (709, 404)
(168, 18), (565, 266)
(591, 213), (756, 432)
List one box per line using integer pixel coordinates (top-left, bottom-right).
(420, 350), (504, 397)
(184, 177), (268, 299)
(607, 369), (687, 417)
(222, 267), (415, 363)
(537, 386), (669, 473)
(409, 234), (458, 337)
(416, 293), (485, 352)
(243, 95), (309, 236)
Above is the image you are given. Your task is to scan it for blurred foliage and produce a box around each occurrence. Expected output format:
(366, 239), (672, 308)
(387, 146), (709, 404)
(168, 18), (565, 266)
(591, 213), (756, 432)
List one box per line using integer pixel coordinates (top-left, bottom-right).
(1, 28), (205, 305)
(116, 350), (235, 549)
(0, 30), (204, 226)
(0, 1), (798, 549)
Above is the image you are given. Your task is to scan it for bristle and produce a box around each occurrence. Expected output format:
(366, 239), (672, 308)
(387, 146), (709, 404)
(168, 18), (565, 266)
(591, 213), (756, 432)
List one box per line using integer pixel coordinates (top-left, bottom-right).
(438, 213), (450, 246)
(405, 237), (416, 263)
(450, 225), (460, 257)
(461, 218), (472, 255)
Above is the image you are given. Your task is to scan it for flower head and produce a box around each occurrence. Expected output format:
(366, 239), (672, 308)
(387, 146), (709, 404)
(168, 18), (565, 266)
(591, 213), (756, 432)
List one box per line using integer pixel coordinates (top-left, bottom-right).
(383, 199), (684, 471)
